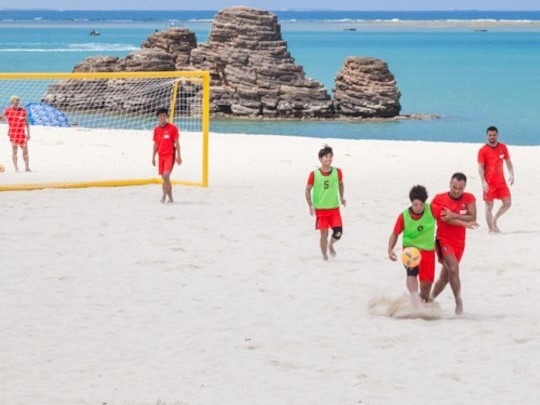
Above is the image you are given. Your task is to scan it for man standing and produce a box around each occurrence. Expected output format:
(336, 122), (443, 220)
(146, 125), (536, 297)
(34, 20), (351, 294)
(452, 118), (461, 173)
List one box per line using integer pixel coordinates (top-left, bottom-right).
(305, 145), (346, 261)
(152, 108), (181, 203)
(3, 95), (31, 172)
(478, 125), (514, 233)
(430, 172), (478, 315)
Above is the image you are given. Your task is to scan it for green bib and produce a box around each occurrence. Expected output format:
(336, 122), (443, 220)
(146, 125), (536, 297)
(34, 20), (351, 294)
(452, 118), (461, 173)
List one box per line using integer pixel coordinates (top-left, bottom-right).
(402, 203), (435, 250)
(312, 168), (340, 209)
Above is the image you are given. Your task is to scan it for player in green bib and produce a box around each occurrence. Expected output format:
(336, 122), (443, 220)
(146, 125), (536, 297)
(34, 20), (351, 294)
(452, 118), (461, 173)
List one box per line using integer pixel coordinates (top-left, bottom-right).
(305, 145), (346, 260)
(388, 185), (436, 305)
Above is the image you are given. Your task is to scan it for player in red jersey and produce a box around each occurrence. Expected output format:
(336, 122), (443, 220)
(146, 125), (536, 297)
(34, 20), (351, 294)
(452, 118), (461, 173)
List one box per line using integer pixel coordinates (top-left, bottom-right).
(430, 172), (479, 315)
(3, 95), (31, 172)
(152, 108), (182, 203)
(478, 126), (514, 233)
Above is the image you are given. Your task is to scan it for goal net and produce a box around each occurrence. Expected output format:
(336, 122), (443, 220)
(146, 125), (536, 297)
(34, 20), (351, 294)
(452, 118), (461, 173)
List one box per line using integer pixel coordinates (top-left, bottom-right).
(0, 71), (210, 191)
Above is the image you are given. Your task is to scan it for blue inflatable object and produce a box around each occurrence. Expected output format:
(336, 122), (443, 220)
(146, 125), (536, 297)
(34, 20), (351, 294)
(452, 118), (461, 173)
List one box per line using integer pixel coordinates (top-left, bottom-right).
(25, 102), (70, 127)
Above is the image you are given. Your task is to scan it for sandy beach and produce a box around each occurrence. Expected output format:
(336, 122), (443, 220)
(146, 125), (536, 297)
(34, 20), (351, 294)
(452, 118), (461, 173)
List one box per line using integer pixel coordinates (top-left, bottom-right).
(1, 127), (539, 405)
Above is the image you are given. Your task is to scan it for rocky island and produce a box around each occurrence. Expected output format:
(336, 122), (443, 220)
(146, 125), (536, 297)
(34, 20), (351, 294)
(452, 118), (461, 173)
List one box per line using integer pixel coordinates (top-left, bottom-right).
(43, 6), (402, 120)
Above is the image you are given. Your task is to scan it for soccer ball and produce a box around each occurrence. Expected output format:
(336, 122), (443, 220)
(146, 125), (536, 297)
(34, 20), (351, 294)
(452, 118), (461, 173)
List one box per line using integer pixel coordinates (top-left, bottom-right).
(401, 247), (421, 268)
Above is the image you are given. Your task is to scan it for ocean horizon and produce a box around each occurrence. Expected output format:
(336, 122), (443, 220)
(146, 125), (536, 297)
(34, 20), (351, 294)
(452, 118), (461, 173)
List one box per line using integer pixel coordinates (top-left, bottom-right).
(1, 9), (540, 22)
(1, 9), (540, 145)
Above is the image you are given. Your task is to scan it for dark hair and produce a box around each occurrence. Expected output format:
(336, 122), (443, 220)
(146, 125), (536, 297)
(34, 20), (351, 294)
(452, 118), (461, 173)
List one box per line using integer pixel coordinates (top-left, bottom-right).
(156, 107), (169, 116)
(486, 125), (498, 133)
(409, 185), (428, 203)
(318, 144), (333, 159)
(451, 172), (467, 183)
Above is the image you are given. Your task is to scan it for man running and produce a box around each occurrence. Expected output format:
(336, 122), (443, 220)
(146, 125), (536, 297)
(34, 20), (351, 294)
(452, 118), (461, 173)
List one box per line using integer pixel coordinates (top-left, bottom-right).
(430, 172), (478, 315)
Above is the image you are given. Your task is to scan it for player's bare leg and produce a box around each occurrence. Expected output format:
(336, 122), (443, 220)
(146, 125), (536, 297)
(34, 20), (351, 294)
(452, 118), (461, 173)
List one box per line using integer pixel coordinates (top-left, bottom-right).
(430, 265), (449, 301)
(455, 297), (463, 315)
(328, 228), (341, 258)
(492, 197), (511, 233)
(419, 281), (432, 302)
(485, 201), (496, 232)
(11, 143), (19, 172)
(442, 254), (463, 315)
(166, 186), (174, 203)
(22, 144), (30, 172)
(162, 171), (173, 203)
(320, 229), (329, 260)
(406, 275), (420, 307)
(328, 238), (337, 257)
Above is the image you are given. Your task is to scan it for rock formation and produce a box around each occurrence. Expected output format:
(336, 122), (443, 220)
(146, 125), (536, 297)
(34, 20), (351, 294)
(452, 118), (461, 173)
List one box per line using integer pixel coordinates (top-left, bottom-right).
(41, 7), (402, 120)
(190, 6), (333, 118)
(72, 55), (119, 72)
(140, 28), (197, 70)
(333, 57), (401, 118)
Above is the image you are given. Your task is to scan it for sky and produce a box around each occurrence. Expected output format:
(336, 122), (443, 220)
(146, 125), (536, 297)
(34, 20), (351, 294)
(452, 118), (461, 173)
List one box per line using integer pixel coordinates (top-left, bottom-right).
(0, 1), (538, 11)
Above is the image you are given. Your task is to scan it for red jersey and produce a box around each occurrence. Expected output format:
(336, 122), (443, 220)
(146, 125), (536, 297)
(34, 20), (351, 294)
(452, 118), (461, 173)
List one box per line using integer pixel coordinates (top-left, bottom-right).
(307, 167), (343, 185)
(153, 122), (179, 156)
(478, 142), (510, 186)
(4, 107), (28, 138)
(432, 192), (476, 248)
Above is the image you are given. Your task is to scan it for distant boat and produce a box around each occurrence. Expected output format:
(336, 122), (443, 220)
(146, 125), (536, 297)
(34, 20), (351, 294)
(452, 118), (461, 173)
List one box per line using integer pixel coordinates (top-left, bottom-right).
(89, 30), (101, 36)
(474, 29), (488, 32)
(343, 28), (357, 31)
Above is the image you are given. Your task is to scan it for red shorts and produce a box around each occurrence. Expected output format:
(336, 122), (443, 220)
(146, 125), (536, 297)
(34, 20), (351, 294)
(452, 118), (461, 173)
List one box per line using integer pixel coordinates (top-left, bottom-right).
(9, 135), (27, 147)
(315, 208), (342, 230)
(418, 249), (435, 283)
(436, 240), (465, 263)
(483, 183), (510, 202)
(158, 154), (175, 175)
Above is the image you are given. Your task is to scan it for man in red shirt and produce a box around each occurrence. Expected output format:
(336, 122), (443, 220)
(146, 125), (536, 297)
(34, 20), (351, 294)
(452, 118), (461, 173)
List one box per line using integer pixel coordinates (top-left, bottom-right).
(3, 95), (31, 172)
(478, 126), (514, 233)
(152, 108), (181, 203)
(430, 172), (478, 315)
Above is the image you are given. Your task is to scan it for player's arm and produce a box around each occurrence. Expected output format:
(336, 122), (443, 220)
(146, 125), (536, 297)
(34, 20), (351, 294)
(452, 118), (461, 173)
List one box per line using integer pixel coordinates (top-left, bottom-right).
(388, 233), (399, 261)
(467, 199), (477, 222)
(459, 200), (479, 228)
(444, 201), (478, 227)
(444, 210), (475, 223)
(478, 162), (488, 191)
(388, 215), (404, 260)
(174, 137), (182, 165)
(448, 218), (479, 229)
(339, 179), (346, 206)
(505, 158), (514, 185)
(25, 113), (31, 140)
(305, 183), (314, 216)
(152, 141), (158, 166)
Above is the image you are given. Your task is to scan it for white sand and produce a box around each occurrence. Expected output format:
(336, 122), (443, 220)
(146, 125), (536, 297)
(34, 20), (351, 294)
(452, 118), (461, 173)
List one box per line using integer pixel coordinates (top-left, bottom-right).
(1, 126), (539, 405)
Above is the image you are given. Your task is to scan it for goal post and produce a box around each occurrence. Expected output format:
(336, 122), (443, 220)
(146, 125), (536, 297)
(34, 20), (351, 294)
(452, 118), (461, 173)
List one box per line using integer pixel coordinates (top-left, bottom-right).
(0, 70), (210, 191)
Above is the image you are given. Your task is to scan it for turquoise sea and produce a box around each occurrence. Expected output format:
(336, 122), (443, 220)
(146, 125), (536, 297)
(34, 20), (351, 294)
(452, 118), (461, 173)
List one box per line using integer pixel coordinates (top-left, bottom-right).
(1, 9), (540, 145)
